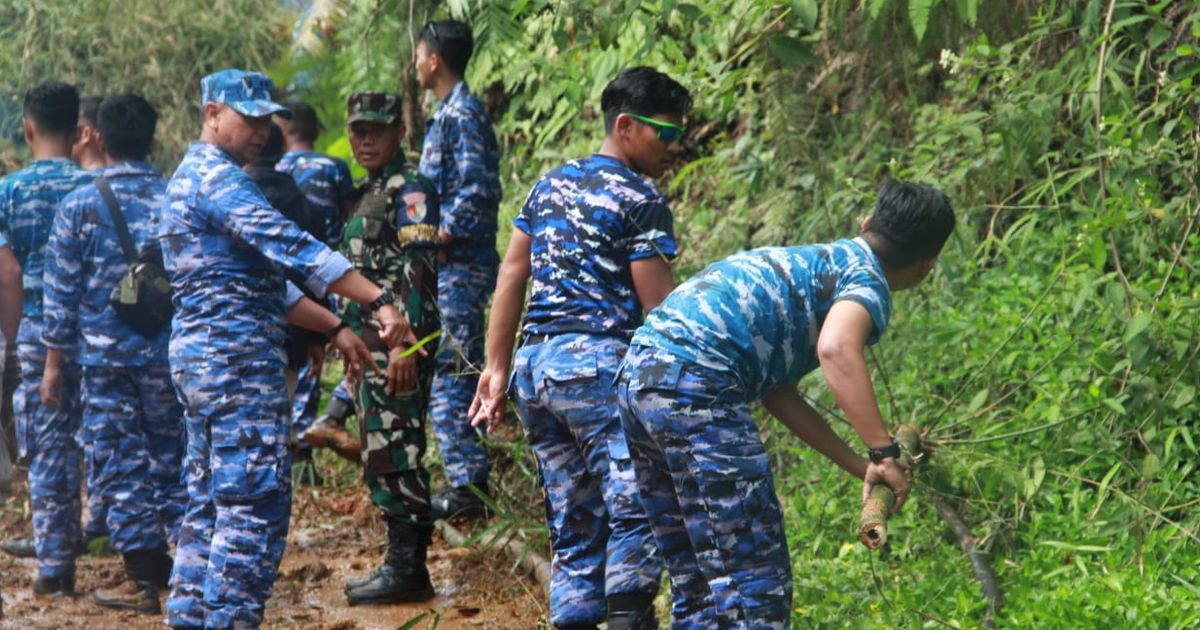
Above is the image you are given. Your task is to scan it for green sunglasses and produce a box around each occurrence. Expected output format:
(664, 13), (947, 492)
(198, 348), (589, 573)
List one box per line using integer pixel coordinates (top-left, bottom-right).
(628, 113), (685, 143)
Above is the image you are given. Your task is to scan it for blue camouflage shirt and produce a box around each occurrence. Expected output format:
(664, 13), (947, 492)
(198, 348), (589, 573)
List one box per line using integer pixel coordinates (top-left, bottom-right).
(418, 81), (501, 262)
(0, 158), (93, 342)
(277, 149), (354, 244)
(515, 154), (677, 338)
(42, 162), (170, 366)
(632, 238), (892, 398)
(160, 142), (352, 366)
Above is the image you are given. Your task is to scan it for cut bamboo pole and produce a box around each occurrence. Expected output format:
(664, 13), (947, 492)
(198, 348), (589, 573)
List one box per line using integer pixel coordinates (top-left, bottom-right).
(858, 424), (922, 550)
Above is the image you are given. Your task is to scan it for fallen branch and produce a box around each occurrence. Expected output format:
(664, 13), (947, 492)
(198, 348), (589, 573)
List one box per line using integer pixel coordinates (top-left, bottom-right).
(926, 493), (1004, 628)
(436, 520), (552, 598)
(858, 424), (923, 549)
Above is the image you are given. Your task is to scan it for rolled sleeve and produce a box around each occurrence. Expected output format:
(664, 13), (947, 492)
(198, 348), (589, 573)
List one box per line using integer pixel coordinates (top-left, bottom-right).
(284, 281), (305, 310)
(303, 249), (353, 298)
(626, 197), (678, 262)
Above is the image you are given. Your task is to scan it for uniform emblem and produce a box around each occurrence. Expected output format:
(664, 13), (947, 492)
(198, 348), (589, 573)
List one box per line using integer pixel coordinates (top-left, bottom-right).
(403, 191), (427, 223)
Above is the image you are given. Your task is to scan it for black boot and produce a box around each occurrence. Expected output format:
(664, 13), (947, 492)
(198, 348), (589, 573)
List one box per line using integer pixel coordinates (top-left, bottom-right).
(430, 482), (490, 521)
(345, 519), (435, 605)
(149, 546), (174, 589)
(93, 549), (161, 614)
(606, 591), (658, 630)
(1, 535), (35, 558)
(32, 572), (75, 597)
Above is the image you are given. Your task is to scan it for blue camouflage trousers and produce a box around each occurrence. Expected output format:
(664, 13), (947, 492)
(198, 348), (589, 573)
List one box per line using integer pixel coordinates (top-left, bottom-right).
(289, 361), (322, 437)
(430, 259), (496, 487)
(84, 443), (111, 539)
(81, 364), (187, 553)
(511, 333), (661, 627)
(167, 360), (292, 629)
(15, 335), (82, 579)
(617, 345), (791, 630)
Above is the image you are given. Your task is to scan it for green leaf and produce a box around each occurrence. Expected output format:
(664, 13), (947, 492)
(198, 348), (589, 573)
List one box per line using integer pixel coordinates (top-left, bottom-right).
(953, 0), (977, 26)
(395, 330), (443, 359)
(868, 0), (889, 21)
(1102, 398), (1126, 415)
(1024, 455), (1045, 499)
(791, 0), (819, 30)
(966, 388), (989, 414)
(677, 3), (702, 21)
(767, 36), (817, 66)
(909, 0), (939, 44)
(1172, 384), (1196, 410)
(1123, 311), (1152, 343)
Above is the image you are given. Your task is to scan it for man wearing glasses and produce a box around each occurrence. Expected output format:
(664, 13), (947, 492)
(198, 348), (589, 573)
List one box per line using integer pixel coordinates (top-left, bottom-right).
(470, 67), (690, 630)
(414, 19), (502, 520)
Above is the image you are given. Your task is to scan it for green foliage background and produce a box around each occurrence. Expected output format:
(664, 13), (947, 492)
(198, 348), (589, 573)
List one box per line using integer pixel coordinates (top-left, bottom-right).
(279, 2), (1197, 626)
(5, 0), (1198, 626)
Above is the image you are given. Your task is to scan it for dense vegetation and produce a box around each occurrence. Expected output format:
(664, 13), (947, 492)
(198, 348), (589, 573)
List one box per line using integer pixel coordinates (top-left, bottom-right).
(5, 0), (1198, 626)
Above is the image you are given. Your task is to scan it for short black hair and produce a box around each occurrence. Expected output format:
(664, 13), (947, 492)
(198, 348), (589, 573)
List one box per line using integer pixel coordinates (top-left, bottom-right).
(417, 20), (474, 77)
(79, 96), (103, 127)
(283, 100), (320, 142)
(257, 122), (285, 167)
(863, 179), (956, 267)
(24, 80), (80, 137)
(600, 67), (692, 133)
(97, 95), (157, 162)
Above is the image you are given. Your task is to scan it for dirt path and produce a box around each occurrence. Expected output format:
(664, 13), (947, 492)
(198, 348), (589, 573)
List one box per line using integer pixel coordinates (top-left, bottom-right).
(0, 484), (548, 629)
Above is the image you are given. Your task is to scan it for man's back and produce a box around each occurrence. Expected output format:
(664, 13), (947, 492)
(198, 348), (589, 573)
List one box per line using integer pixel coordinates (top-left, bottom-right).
(0, 158), (92, 335)
(277, 150), (353, 244)
(41, 162), (169, 367)
(516, 154), (676, 338)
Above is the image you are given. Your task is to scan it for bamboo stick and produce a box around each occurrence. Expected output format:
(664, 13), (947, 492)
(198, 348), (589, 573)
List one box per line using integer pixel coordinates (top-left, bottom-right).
(858, 424), (922, 550)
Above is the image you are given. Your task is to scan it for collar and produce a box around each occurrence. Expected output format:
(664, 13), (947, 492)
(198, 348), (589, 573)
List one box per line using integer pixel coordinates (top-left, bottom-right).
(367, 155), (408, 185)
(437, 81), (470, 114)
(190, 141), (238, 165)
(98, 161), (158, 179)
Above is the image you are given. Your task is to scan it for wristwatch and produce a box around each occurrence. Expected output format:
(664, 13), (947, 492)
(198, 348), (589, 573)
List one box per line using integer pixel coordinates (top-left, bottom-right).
(867, 438), (901, 463)
(368, 289), (396, 313)
(325, 321), (349, 341)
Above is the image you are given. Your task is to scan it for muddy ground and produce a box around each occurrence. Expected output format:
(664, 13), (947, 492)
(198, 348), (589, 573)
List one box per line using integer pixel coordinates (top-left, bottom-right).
(0, 476), (549, 629)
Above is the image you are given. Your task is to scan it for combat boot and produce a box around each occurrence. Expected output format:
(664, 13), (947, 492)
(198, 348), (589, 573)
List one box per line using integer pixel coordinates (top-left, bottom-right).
(345, 519), (435, 605)
(93, 549), (161, 614)
(430, 482), (490, 521)
(301, 397), (361, 461)
(32, 572), (75, 597)
(1, 535), (35, 558)
(606, 591), (659, 630)
(149, 546), (174, 589)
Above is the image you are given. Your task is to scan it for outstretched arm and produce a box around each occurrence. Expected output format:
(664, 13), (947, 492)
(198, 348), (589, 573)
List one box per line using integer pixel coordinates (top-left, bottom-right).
(762, 385), (868, 479)
(0, 243), (21, 342)
(817, 300), (911, 511)
(469, 229), (532, 432)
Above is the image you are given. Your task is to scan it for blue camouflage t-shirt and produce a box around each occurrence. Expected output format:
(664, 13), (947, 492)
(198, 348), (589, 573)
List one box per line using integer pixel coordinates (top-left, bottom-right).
(160, 142), (352, 366)
(515, 154), (677, 338)
(632, 238), (892, 397)
(42, 162), (170, 366)
(277, 149), (354, 244)
(0, 158), (93, 338)
(419, 81), (501, 263)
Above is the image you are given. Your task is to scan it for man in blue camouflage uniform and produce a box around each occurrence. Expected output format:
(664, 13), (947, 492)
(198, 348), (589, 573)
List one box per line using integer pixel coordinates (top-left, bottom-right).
(336, 92), (443, 606)
(0, 80), (94, 596)
(41, 95), (186, 614)
(471, 67), (690, 630)
(414, 20), (502, 518)
(161, 69), (415, 629)
(616, 180), (956, 628)
(274, 100), (358, 472)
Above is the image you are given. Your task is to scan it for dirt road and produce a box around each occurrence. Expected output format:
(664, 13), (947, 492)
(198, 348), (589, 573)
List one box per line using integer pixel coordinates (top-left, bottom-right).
(0, 484), (547, 629)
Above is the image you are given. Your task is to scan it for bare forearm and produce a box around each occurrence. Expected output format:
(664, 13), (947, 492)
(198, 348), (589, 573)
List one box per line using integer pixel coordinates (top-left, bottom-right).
(0, 255), (21, 341)
(45, 347), (63, 372)
(483, 264), (527, 373)
(286, 296), (341, 333)
(763, 386), (868, 478)
(328, 271), (385, 306)
(818, 346), (891, 448)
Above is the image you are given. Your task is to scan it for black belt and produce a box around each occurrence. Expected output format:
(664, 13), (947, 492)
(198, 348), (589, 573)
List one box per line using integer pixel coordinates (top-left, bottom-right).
(523, 333), (554, 346)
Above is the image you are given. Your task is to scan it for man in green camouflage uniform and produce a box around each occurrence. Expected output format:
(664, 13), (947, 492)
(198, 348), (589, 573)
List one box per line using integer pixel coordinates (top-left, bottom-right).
(338, 92), (442, 606)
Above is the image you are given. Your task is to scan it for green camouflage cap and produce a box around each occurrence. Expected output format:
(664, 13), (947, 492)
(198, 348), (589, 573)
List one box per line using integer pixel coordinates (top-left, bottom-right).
(347, 92), (401, 124)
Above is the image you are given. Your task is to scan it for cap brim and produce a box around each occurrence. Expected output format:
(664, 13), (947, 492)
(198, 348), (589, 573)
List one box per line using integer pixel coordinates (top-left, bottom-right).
(346, 112), (397, 125)
(229, 100), (292, 120)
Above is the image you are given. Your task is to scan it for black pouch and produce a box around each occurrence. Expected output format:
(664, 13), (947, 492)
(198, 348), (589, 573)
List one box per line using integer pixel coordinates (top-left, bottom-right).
(96, 177), (174, 337)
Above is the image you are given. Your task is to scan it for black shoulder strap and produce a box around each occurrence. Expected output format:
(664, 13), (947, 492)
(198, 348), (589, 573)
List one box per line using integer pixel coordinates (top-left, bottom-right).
(94, 177), (138, 265)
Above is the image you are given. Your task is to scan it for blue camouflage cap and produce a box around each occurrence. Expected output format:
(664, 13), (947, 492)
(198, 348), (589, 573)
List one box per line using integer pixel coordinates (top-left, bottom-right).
(200, 69), (292, 119)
